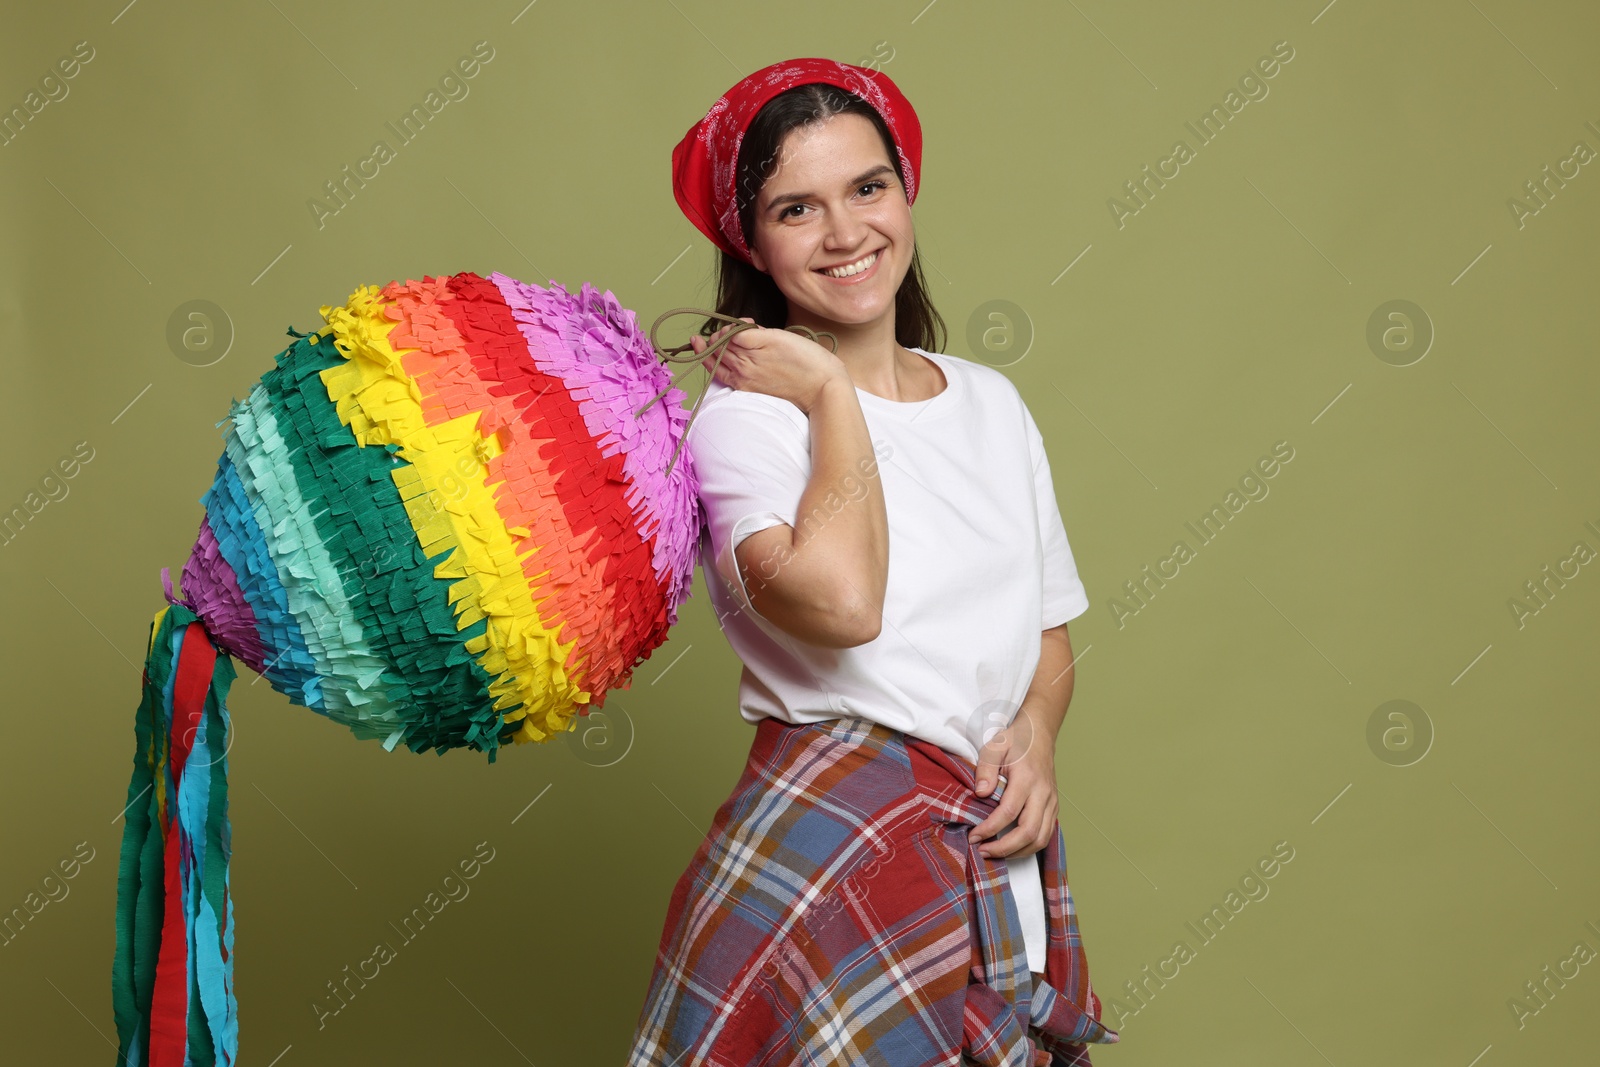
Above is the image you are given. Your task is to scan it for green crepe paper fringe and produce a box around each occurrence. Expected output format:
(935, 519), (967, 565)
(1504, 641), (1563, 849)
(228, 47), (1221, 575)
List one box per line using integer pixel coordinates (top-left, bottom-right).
(113, 603), (239, 1066)
(253, 330), (508, 757)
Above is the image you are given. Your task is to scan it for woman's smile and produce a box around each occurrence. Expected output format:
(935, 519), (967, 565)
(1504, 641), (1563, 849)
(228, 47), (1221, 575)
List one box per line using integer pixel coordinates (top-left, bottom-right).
(814, 247), (886, 285)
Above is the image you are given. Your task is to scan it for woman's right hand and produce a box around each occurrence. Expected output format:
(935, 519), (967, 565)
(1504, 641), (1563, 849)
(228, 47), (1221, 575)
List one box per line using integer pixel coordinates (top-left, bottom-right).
(692, 318), (849, 415)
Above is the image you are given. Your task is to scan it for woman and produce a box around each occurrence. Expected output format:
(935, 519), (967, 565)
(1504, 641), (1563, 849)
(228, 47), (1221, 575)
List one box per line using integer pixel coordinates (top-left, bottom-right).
(630, 58), (1118, 1066)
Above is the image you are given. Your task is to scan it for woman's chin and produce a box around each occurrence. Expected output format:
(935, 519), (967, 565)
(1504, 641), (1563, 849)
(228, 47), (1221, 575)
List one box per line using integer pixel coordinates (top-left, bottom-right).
(787, 287), (897, 331)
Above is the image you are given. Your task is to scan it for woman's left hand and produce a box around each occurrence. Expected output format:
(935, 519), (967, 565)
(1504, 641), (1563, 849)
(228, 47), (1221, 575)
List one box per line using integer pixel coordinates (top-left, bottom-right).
(968, 707), (1059, 861)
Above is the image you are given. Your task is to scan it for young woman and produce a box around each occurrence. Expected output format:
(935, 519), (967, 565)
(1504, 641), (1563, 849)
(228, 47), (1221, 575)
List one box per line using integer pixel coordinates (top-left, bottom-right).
(629, 58), (1118, 1066)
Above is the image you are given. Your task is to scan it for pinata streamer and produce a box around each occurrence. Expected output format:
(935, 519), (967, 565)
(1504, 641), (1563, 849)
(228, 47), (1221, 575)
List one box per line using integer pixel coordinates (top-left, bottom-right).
(112, 272), (702, 1066)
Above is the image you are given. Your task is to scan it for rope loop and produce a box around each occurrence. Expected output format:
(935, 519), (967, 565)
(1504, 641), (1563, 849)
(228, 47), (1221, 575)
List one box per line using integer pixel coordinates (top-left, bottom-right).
(635, 308), (838, 478)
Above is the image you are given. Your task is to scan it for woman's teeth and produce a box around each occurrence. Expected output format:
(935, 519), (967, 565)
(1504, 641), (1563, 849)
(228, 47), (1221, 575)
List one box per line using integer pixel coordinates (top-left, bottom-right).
(820, 250), (878, 278)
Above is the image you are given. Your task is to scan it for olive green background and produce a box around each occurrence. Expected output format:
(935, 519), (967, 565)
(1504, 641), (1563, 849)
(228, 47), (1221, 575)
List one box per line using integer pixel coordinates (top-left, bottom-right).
(2, 0), (1596, 1063)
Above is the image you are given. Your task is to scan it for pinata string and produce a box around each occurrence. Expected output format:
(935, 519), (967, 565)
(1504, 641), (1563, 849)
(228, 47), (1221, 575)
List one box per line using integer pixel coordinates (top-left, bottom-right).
(638, 307), (838, 478)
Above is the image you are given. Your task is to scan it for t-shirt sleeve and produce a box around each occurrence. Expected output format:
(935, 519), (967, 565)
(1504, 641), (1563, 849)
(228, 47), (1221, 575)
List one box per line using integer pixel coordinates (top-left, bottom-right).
(688, 390), (811, 616)
(1025, 407), (1090, 629)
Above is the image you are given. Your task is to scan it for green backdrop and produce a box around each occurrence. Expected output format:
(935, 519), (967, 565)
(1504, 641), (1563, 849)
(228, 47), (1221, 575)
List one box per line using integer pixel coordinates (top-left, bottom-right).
(1, 1), (1595, 1063)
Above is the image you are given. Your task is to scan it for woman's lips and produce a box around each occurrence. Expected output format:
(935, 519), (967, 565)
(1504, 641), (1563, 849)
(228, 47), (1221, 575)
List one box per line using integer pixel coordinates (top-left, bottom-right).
(814, 248), (884, 285)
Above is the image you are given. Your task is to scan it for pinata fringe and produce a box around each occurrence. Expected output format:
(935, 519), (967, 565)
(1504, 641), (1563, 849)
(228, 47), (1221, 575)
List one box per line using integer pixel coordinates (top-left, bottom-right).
(113, 604), (239, 1067)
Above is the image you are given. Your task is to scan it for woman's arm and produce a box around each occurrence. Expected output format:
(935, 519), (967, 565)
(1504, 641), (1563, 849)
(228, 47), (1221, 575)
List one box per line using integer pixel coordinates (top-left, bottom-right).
(736, 374), (888, 647)
(694, 323), (889, 648)
(1018, 622), (1076, 750)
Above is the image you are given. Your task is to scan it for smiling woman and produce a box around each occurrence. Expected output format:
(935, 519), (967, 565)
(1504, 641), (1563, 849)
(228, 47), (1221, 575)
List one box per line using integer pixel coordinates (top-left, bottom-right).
(634, 58), (1118, 1067)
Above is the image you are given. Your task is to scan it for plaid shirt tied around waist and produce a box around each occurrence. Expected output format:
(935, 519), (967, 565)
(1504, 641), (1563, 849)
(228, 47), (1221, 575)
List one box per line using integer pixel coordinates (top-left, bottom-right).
(628, 715), (1120, 1066)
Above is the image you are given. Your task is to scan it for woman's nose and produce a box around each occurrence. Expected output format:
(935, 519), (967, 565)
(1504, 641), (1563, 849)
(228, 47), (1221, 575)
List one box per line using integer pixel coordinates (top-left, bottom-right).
(823, 209), (869, 250)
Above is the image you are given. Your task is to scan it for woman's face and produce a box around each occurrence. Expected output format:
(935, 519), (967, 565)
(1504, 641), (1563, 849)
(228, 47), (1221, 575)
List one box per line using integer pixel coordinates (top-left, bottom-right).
(746, 112), (914, 330)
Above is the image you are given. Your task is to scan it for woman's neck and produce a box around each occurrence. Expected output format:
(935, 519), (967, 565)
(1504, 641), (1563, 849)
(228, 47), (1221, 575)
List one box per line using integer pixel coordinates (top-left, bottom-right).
(786, 311), (937, 403)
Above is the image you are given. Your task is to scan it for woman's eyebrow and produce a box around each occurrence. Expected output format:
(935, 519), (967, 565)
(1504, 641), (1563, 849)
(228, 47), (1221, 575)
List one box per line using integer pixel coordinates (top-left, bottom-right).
(765, 164), (896, 210)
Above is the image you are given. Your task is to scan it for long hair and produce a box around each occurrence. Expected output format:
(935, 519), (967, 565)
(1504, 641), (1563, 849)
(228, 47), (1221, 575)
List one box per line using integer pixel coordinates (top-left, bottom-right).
(703, 82), (947, 354)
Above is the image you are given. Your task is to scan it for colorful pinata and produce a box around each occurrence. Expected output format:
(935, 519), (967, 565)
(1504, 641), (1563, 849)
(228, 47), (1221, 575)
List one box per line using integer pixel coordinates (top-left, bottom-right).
(112, 272), (702, 1066)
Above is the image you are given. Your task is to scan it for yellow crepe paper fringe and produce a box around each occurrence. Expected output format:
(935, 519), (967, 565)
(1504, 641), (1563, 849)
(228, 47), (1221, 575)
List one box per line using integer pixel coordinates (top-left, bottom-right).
(316, 285), (588, 744)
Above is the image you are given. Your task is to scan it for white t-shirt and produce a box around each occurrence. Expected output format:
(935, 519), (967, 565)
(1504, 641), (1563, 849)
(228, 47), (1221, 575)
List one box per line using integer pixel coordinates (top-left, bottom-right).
(687, 346), (1091, 974)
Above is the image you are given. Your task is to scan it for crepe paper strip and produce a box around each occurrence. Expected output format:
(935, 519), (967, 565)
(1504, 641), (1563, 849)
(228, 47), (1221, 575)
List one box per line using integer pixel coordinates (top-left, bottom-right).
(114, 604), (238, 1067)
(224, 379), (407, 734)
(440, 274), (676, 709)
(385, 277), (614, 710)
(319, 283), (587, 744)
(270, 328), (505, 754)
(204, 453), (317, 704)
(486, 275), (700, 686)
(489, 274), (699, 600)
(175, 519), (268, 674)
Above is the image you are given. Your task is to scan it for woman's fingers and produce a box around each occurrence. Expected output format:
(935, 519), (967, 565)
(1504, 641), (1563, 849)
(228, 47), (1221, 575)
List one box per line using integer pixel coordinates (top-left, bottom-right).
(996, 787), (1060, 858)
(693, 319), (759, 381)
(702, 340), (736, 378)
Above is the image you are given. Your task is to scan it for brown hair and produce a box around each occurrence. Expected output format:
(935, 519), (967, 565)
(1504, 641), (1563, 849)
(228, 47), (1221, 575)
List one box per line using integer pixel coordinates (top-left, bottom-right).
(701, 82), (947, 354)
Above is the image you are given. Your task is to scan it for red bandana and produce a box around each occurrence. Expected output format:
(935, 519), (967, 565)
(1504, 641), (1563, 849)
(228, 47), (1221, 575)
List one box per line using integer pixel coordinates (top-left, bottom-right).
(670, 57), (923, 265)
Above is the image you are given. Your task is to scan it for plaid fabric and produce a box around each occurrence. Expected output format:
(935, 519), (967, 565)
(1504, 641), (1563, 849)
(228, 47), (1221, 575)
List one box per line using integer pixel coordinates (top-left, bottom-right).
(629, 715), (1119, 1066)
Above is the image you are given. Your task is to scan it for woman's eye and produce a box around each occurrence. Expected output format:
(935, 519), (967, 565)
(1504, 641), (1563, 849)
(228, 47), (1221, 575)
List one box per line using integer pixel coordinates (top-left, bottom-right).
(778, 181), (887, 220)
